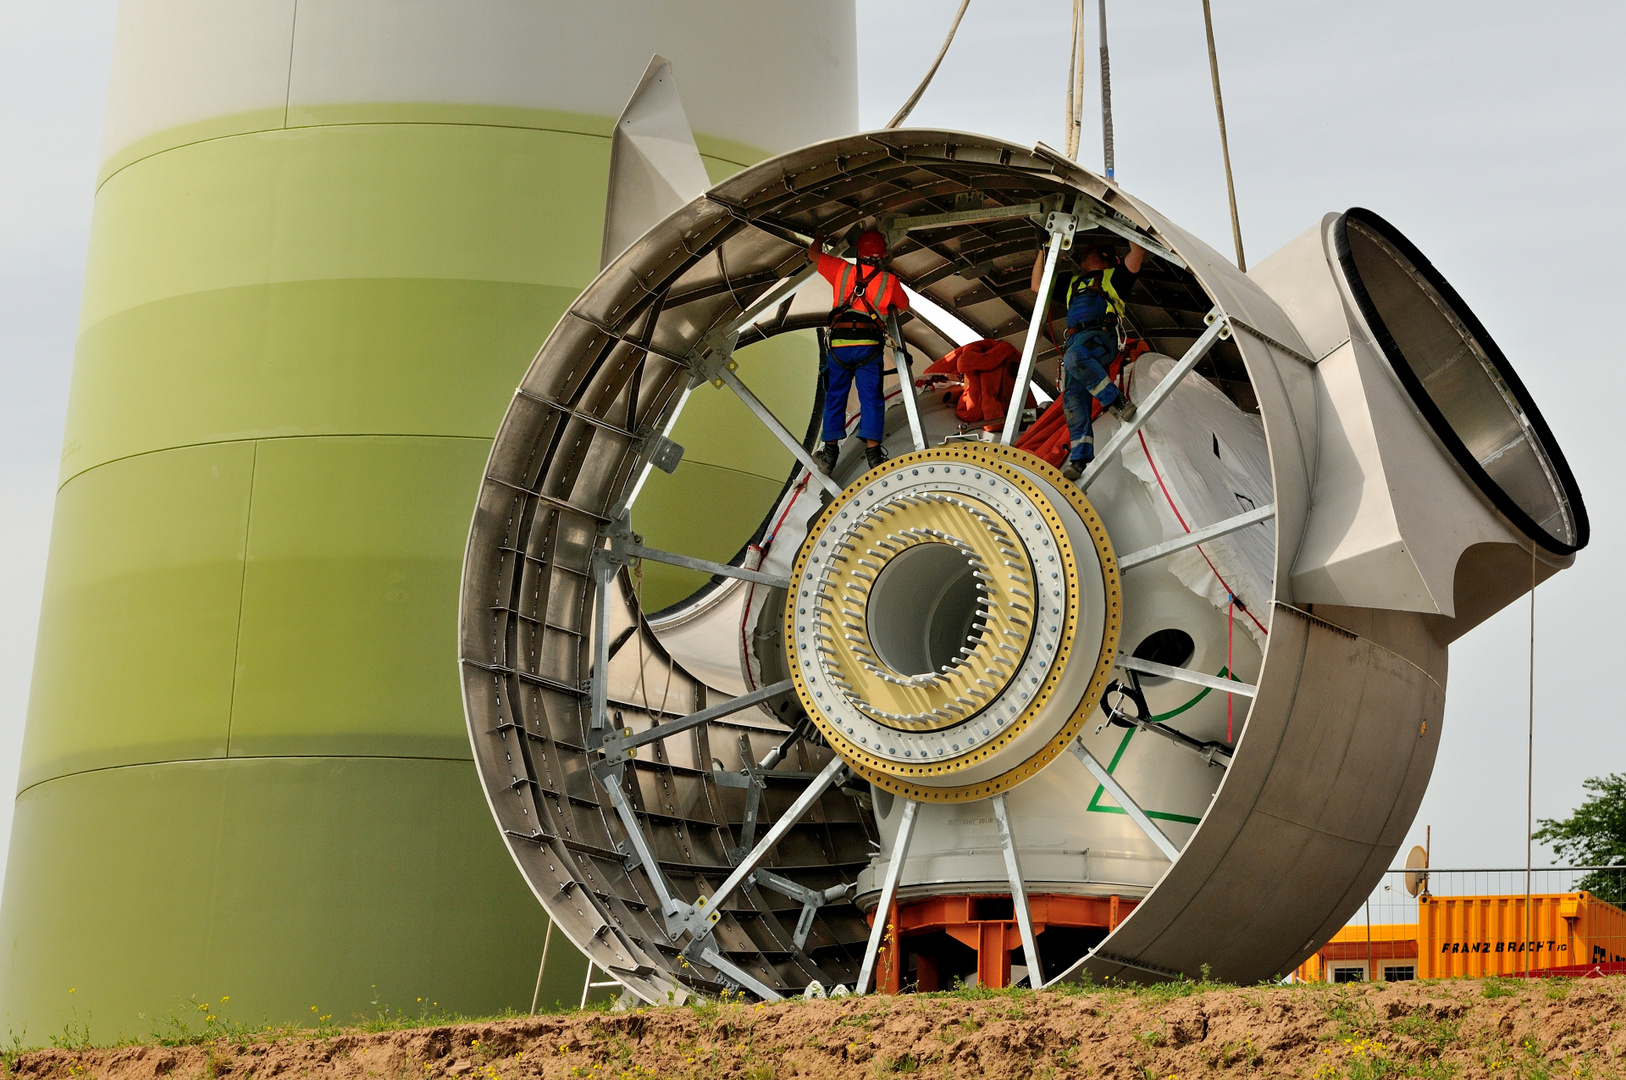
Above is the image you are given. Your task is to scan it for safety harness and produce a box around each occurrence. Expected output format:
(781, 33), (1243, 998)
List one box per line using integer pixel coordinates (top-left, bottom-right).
(1064, 266), (1128, 332)
(828, 258), (897, 368)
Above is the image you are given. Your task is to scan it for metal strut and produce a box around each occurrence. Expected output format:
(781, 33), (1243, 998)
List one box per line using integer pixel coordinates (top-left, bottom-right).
(1116, 503), (1276, 570)
(719, 367), (843, 498)
(887, 313), (927, 452)
(1115, 654), (1255, 697)
(587, 556), (615, 740)
(752, 869), (854, 951)
(857, 799), (920, 994)
(1070, 739), (1180, 860)
(696, 943), (784, 1002)
(595, 679), (795, 768)
(993, 793), (1045, 987)
(1103, 704), (1233, 769)
(1002, 207), (1078, 445)
(617, 538), (791, 590)
(1079, 309), (1230, 488)
(600, 763), (687, 936)
(678, 756), (849, 938)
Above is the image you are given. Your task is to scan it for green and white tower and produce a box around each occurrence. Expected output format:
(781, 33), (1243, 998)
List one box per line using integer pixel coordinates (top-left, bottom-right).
(1, 1), (855, 1038)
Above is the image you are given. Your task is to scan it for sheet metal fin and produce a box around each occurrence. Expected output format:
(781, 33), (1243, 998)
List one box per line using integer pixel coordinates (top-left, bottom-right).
(602, 54), (712, 269)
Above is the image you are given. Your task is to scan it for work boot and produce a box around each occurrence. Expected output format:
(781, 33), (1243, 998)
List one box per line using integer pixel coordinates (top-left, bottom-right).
(1109, 397), (1137, 423)
(1061, 458), (1086, 482)
(815, 442), (840, 475)
(864, 444), (889, 472)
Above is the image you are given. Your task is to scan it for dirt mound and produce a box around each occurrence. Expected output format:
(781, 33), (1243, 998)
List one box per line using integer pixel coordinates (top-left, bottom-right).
(11, 978), (1626, 1080)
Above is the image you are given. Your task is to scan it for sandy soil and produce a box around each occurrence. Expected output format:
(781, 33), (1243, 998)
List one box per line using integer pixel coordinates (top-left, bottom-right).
(11, 978), (1626, 1080)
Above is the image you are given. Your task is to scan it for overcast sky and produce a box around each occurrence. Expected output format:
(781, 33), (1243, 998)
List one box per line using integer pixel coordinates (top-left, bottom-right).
(2, 1), (1623, 885)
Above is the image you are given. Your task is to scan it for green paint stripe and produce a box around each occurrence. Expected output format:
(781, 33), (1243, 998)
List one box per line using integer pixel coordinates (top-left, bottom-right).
(1087, 805), (1204, 825)
(1086, 667), (1235, 818)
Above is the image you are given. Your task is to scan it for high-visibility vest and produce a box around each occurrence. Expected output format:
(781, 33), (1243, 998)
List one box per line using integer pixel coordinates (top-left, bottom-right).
(829, 261), (899, 348)
(1063, 267), (1127, 328)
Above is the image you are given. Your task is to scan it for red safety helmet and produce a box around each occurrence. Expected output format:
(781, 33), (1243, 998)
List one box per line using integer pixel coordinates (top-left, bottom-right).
(855, 229), (887, 259)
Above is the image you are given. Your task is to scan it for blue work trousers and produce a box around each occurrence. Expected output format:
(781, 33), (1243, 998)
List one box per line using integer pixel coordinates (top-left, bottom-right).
(1061, 328), (1123, 464)
(823, 344), (886, 443)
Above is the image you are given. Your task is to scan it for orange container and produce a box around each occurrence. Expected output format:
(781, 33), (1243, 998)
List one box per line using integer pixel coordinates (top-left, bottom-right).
(1296, 923), (1417, 982)
(1417, 892), (1626, 978)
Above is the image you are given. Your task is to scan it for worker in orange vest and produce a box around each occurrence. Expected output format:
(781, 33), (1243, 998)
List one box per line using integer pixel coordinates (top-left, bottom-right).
(807, 229), (910, 475)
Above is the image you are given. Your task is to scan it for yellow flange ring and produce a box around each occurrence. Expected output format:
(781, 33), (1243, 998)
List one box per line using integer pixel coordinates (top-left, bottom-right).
(784, 444), (1120, 802)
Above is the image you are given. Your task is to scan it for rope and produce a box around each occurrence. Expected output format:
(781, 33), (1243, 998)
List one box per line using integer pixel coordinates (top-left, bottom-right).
(886, 0), (972, 129)
(1065, 0), (1086, 158)
(631, 562), (676, 721)
(1226, 592), (1236, 742)
(1098, 0), (1115, 179)
(1201, 0), (1246, 270)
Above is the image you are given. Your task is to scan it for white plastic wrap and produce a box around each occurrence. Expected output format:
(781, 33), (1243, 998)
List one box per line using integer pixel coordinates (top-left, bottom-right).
(1115, 353), (1275, 648)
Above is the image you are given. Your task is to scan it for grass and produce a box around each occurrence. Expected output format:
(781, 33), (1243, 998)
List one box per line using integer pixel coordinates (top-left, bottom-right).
(1390, 1007), (1463, 1055)
(0, 972), (1598, 1080)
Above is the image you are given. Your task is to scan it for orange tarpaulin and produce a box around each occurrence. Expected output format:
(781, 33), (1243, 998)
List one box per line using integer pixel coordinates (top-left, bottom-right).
(922, 339), (1032, 430)
(1013, 339), (1149, 467)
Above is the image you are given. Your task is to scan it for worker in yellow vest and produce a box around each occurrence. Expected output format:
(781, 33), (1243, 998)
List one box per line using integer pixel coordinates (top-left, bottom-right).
(1032, 240), (1145, 480)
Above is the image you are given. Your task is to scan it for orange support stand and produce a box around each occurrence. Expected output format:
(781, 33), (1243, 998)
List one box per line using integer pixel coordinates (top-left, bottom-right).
(866, 893), (1136, 992)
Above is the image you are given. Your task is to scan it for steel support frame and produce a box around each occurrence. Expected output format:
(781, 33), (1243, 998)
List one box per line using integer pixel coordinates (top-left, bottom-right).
(595, 679), (795, 768)
(718, 366), (843, 497)
(887, 313), (927, 451)
(697, 943), (785, 1002)
(614, 262), (819, 520)
(992, 793), (1045, 987)
(599, 763), (687, 935)
(879, 201), (1050, 246)
(1001, 208), (1078, 445)
(588, 556), (615, 742)
(857, 798), (921, 994)
(1116, 655), (1256, 697)
(1105, 707), (1233, 769)
(725, 735), (767, 862)
(1079, 309), (1231, 489)
(1116, 503), (1276, 570)
(1078, 207), (1187, 269)
(1070, 739), (1181, 861)
(580, 265), (854, 992)
(619, 539), (791, 590)
(678, 755), (849, 938)
(753, 869), (853, 951)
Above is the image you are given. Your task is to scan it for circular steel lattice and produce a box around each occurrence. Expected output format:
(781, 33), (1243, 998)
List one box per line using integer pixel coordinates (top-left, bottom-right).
(460, 129), (1584, 1003)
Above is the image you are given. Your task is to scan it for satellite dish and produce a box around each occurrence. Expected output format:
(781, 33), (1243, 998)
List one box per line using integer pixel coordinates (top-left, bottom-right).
(1404, 845), (1430, 897)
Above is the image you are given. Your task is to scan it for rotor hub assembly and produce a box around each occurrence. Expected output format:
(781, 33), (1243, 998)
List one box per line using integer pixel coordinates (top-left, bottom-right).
(785, 444), (1121, 801)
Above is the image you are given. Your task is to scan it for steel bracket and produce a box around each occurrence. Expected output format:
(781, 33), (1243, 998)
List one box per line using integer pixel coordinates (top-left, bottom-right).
(751, 870), (853, 951)
(641, 432), (685, 474)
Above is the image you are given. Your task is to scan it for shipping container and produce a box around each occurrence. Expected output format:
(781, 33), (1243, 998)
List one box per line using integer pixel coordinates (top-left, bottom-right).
(1295, 924), (1417, 983)
(1294, 892), (1626, 982)
(1417, 892), (1626, 978)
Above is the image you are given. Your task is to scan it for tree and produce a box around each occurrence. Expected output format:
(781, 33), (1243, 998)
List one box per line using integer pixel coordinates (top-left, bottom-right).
(1533, 773), (1626, 906)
